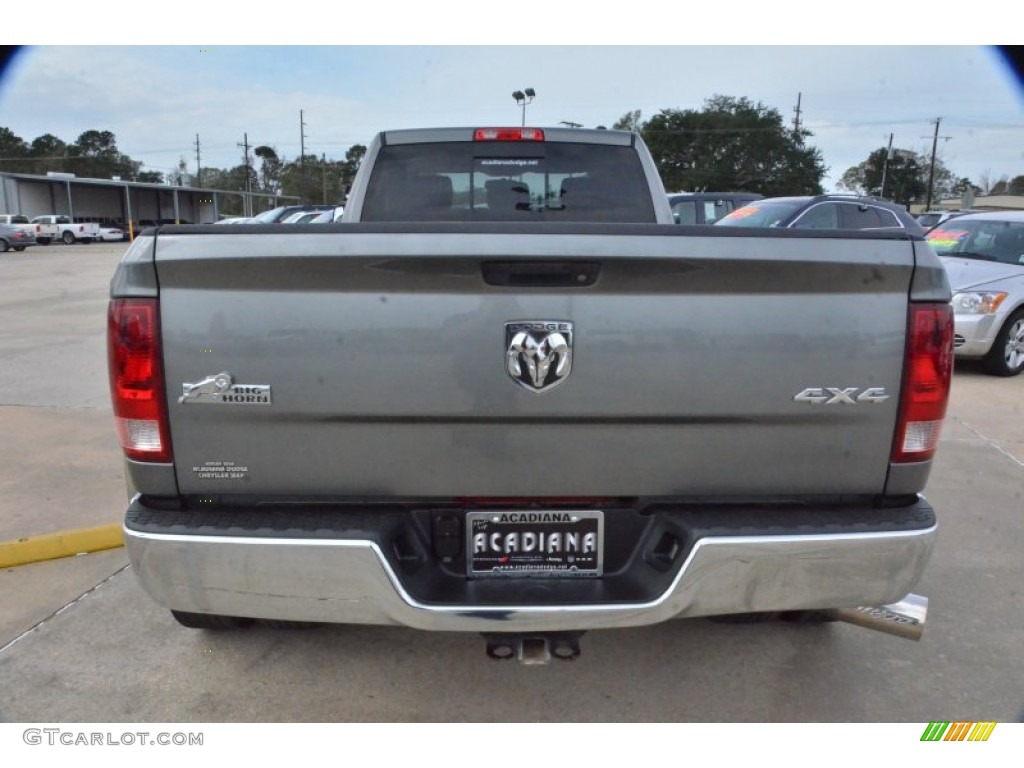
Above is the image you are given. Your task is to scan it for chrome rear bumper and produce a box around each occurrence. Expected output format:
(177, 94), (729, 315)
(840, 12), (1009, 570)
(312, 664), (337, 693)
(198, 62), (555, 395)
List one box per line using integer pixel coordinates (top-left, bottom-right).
(124, 503), (936, 632)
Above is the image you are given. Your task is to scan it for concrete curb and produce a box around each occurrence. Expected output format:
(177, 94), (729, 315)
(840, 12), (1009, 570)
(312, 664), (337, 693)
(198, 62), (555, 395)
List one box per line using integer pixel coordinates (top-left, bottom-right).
(0, 524), (124, 568)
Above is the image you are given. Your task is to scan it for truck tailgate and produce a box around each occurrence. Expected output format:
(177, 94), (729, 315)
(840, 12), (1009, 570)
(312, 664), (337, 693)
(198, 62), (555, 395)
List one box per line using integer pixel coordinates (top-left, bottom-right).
(154, 227), (913, 498)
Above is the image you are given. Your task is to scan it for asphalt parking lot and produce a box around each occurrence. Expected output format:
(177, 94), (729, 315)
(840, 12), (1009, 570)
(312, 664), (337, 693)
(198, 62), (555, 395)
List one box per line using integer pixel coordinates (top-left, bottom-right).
(0, 240), (1021, 722)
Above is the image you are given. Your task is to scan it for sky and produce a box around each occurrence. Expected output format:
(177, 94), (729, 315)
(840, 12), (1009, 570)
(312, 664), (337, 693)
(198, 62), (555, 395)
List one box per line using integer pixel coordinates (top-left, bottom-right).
(1, 37), (1021, 194)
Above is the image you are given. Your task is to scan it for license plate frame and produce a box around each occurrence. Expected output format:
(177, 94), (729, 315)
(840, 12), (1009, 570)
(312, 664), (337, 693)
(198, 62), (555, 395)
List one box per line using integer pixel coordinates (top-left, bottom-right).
(466, 509), (604, 578)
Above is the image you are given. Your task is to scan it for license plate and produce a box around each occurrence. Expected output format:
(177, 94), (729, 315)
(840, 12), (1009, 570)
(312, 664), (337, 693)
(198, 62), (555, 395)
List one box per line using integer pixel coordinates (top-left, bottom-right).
(466, 510), (604, 578)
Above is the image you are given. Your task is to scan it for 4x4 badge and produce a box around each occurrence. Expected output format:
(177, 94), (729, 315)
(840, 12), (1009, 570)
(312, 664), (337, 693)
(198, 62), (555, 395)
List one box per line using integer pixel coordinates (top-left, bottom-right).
(505, 321), (573, 393)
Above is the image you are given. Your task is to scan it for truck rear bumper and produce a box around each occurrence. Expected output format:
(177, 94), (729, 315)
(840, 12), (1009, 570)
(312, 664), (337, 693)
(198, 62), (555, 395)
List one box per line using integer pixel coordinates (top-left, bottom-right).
(123, 497), (937, 632)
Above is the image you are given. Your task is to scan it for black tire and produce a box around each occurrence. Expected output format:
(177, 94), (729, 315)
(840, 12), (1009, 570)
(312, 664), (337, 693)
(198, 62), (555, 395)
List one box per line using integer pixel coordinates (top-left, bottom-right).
(13, 246), (25, 251)
(61, 230), (75, 245)
(170, 610), (253, 630)
(0, 239), (9, 252)
(983, 309), (1024, 377)
(37, 237), (51, 245)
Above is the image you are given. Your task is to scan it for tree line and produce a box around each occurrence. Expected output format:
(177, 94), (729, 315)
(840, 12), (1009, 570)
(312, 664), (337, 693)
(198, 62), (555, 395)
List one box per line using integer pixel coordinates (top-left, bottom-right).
(4, 103), (1022, 213)
(0, 126), (366, 215)
(614, 96), (1022, 207)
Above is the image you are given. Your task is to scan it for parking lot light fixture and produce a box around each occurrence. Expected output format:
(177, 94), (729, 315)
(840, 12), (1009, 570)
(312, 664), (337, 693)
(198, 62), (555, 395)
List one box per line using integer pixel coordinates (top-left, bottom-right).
(512, 88), (536, 127)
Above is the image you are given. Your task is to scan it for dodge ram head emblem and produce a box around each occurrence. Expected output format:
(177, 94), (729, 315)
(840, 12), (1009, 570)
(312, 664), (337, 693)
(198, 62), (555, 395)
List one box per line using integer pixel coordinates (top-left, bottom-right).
(505, 321), (573, 393)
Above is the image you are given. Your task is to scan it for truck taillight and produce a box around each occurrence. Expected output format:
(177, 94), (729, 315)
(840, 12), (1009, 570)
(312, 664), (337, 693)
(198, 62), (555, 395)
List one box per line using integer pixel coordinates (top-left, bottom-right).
(108, 298), (172, 463)
(474, 128), (545, 142)
(892, 303), (953, 464)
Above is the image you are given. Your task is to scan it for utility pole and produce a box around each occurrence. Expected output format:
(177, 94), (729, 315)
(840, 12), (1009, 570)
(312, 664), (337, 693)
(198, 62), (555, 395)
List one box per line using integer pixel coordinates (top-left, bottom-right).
(237, 133), (252, 216)
(194, 133), (202, 188)
(299, 110), (308, 204)
(322, 152), (327, 204)
(923, 118), (951, 211)
(879, 133), (894, 200)
(792, 92), (803, 139)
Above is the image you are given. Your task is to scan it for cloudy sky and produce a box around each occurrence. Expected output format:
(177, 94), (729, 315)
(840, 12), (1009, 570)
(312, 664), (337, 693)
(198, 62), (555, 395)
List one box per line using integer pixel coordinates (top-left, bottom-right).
(1, 38), (1021, 193)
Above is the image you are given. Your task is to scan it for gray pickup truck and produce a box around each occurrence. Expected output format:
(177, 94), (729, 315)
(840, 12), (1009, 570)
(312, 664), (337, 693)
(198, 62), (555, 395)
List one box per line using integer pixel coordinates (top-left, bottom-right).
(109, 127), (953, 662)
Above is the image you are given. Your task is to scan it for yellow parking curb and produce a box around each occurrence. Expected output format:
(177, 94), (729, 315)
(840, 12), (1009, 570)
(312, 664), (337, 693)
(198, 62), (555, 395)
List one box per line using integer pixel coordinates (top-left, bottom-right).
(0, 523), (124, 568)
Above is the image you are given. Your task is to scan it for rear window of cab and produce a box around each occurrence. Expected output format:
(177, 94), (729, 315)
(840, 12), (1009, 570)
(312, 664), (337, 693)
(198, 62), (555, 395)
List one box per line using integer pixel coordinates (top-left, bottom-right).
(360, 142), (656, 223)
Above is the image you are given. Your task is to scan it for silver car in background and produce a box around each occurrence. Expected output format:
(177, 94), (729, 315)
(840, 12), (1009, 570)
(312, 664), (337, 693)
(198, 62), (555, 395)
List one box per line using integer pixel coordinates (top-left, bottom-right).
(926, 211), (1024, 376)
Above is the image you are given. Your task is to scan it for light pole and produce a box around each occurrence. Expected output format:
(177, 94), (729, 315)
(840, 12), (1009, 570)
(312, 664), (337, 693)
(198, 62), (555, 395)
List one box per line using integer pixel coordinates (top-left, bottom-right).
(512, 88), (535, 127)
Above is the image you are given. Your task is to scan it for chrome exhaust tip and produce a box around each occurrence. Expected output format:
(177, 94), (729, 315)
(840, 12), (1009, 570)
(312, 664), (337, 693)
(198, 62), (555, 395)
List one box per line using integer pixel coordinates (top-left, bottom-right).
(827, 593), (928, 641)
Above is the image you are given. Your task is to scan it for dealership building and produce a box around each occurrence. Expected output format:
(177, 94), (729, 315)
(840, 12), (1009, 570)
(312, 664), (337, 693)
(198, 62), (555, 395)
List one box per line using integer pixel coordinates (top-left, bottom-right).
(0, 170), (295, 225)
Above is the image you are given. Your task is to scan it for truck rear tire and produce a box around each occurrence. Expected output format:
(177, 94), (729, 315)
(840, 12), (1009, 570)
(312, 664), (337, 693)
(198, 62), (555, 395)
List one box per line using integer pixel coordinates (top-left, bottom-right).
(170, 610), (253, 630)
(0, 240), (9, 252)
(62, 231), (75, 245)
(37, 237), (51, 245)
(983, 309), (1024, 377)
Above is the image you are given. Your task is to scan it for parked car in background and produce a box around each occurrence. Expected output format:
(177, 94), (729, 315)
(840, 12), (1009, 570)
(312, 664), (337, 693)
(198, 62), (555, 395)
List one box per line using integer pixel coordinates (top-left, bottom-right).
(0, 222), (37, 252)
(304, 206), (345, 223)
(98, 226), (125, 242)
(249, 204), (336, 224)
(926, 210), (1024, 376)
(716, 193), (925, 233)
(281, 210), (328, 224)
(214, 217), (251, 225)
(916, 209), (977, 231)
(667, 192), (762, 225)
(716, 195), (923, 233)
(0, 214), (39, 240)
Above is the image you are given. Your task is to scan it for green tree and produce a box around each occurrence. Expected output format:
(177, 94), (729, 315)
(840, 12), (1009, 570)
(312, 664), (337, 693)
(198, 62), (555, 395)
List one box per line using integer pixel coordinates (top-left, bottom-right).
(1009, 175), (1024, 195)
(67, 129), (140, 179)
(951, 177), (981, 196)
(275, 145), (365, 204)
(0, 127), (31, 173)
(989, 178), (1009, 195)
(28, 133), (68, 173)
(254, 145), (283, 194)
(280, 154), (340, 204)
(168, 156), (189, 186)
(613, 110), (642, 132)
(641, 96), (826, 195)
(339, 144), (366, 194)
(136, 170), (165, 184)
(198, 165), (252, 215)
(839, 148), (957, 206)
(839, 148), (925, 206)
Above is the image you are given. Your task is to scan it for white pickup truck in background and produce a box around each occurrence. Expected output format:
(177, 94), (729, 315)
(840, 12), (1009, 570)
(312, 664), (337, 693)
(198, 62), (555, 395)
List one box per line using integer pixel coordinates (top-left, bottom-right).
(29, 214), (101, 245)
